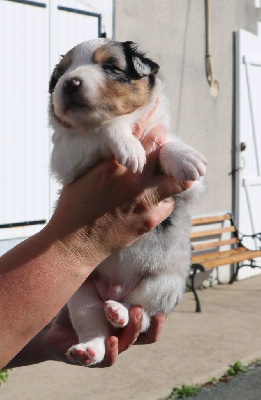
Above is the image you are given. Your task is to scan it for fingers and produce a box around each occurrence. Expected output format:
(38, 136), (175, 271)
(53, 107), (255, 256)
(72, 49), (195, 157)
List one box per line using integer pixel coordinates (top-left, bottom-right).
(99, 337), (118, 367)
(152, 175), (188, 203)
(93, 309), (166, 368)
(95, 307), (142, 368)
(117, 306), (143, 353)
(131, 98), (166, 157)
(132, 97), (159, 141)
(142, 125), (167, 155)
(135, 314), (166, 345)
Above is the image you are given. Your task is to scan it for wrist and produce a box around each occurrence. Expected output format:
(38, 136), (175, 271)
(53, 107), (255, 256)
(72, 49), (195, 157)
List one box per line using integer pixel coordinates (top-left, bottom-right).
(44, 214), (110, 276)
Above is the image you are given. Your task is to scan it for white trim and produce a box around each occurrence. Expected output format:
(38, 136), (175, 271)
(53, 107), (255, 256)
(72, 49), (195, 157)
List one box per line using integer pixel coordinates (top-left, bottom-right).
(243, 54), (261, 66)
(243, 57), (261, 176)
(242, 177), (261, 186)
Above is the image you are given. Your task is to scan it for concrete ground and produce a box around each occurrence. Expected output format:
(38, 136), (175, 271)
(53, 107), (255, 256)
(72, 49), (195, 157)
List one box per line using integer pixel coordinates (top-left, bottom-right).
(1, 275), (261, 400)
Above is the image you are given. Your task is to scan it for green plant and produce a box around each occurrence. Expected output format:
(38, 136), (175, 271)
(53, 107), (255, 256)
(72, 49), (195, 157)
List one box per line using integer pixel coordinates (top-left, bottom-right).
(160, 360), (249, 400)
(0, 369), (11, 387)
(165, 383), (201, 399)
(226, 361), (247, 377)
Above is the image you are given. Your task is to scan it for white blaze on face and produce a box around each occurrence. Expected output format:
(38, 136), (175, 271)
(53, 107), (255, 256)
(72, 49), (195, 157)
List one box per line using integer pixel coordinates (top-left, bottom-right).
(51, 40), (109, 128)
(52, 66), (105, 119)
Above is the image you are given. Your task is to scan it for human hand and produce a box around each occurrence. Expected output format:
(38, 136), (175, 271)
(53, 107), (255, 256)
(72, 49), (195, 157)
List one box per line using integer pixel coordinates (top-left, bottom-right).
(54, 306), (166, 368)
(4, 305), (165, 369)
(99, 307), (166, 367)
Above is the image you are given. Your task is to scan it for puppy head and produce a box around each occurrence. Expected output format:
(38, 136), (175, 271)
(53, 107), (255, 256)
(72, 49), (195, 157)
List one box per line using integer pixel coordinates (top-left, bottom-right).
(49, 39), (159, 132)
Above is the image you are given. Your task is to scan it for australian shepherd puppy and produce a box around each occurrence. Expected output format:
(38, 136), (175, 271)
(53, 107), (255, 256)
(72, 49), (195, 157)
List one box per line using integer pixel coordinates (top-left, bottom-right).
(49, 38), (207, 366)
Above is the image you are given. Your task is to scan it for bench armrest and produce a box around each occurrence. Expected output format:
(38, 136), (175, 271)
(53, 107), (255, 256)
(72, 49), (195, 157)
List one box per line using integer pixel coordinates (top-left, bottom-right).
(239, 232), (261, 250)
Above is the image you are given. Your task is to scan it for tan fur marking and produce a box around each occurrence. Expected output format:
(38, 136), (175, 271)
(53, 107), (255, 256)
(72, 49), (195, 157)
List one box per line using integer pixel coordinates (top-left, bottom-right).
(98, 76), (152, 116)
(93, 44), (126, 70)
(93, 44), (152, 116)
(93, 46), (113, 64)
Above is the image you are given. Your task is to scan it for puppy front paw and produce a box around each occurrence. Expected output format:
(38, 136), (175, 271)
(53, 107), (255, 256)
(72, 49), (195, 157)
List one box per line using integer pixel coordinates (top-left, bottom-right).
(159, 142), (207, 182)
(104, 300), (129, 328)
(66, 339), (105, 367)
(109, 135), (146, 173)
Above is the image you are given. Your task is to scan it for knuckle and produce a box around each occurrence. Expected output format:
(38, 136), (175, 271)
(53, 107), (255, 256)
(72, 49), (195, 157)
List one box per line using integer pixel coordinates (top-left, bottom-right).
(142, 214), (159, 233)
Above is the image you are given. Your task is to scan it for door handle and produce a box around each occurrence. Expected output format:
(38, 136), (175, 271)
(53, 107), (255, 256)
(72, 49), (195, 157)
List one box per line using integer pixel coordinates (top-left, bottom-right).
(240, 142), (247, 152)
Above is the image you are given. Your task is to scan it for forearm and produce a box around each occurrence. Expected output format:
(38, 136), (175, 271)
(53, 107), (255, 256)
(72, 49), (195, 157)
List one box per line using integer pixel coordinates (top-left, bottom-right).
(0, 225), (98, 369)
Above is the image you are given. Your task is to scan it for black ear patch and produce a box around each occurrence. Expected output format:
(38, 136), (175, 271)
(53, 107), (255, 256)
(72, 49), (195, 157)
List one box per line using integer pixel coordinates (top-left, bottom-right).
(49, 62), (65, 93)
(123, 41), (159, 79)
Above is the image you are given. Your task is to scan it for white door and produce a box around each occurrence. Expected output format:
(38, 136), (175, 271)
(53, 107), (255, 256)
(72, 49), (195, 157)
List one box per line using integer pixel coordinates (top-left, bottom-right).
(0, 0), (113, 251)
(235, 24), (261, 279)
(0, 0), (50, 241)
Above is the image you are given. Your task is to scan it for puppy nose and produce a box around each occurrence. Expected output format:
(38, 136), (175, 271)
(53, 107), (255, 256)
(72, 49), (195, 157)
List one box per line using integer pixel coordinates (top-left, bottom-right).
(63, 78), (82, 94)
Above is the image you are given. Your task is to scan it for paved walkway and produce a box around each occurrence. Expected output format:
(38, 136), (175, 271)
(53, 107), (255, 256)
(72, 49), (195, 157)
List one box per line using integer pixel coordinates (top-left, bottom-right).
(1, 275), (261, 400)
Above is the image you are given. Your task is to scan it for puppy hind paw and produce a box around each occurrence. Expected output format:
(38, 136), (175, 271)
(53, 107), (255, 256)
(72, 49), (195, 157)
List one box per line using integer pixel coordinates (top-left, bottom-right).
(104, 300), (129, 328)
(66, 342), (105, 367)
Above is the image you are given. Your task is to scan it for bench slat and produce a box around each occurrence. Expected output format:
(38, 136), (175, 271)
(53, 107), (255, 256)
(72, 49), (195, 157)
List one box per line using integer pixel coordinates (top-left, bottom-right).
(190, 226), (236, 239)
(200, 250), (261, 270)
(191, 213), (231, 226)
(191, 247), (247, 263)
(191, 237), (238, 251)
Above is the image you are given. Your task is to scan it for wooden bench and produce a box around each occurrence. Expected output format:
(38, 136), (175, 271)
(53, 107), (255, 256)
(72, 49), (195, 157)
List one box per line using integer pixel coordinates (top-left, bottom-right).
(188, 213), (261, 312)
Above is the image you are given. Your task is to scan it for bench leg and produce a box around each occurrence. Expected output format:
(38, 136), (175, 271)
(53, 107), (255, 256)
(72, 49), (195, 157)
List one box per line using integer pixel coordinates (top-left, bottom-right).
(229, 263), (240, 284)
(190, 268), (201, 312)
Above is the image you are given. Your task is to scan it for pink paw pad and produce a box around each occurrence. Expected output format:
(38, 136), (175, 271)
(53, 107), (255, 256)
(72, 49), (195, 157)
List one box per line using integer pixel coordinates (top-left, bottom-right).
(66, 346), (96, 366)
(104, 300), (129, 328)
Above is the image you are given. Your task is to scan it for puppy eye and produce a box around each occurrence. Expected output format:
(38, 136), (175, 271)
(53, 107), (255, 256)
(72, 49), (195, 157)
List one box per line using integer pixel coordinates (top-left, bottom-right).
(103, 64), (123, 75)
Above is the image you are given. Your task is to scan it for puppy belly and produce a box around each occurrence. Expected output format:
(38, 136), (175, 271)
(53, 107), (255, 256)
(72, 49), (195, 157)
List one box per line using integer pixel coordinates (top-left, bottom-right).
(92, 270), (140, 302)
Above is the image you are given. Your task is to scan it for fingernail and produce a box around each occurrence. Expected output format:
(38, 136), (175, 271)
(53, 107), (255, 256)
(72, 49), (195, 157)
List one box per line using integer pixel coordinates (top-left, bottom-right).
(147, 137), (163, 154)
(109, 337), (118, 349)
(135, 308), (143, 322)
(148, 142), (158, 153)
(154, 136), (164, 147)
(181, 181), (193, 191)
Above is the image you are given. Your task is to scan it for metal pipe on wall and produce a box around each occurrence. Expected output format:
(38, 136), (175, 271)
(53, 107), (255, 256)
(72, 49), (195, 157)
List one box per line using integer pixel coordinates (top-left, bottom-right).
(205, 0), (219, 96)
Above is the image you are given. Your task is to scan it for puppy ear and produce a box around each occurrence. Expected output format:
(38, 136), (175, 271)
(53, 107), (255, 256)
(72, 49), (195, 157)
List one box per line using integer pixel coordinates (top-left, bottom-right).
(49, 62), (64, 93)
(49, 50), (72, 93)
(124, 41), (159, 77)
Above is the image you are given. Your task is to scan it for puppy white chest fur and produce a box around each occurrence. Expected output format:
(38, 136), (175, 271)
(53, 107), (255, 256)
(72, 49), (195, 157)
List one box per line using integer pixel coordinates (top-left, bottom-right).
(49, 39), (207, 366)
